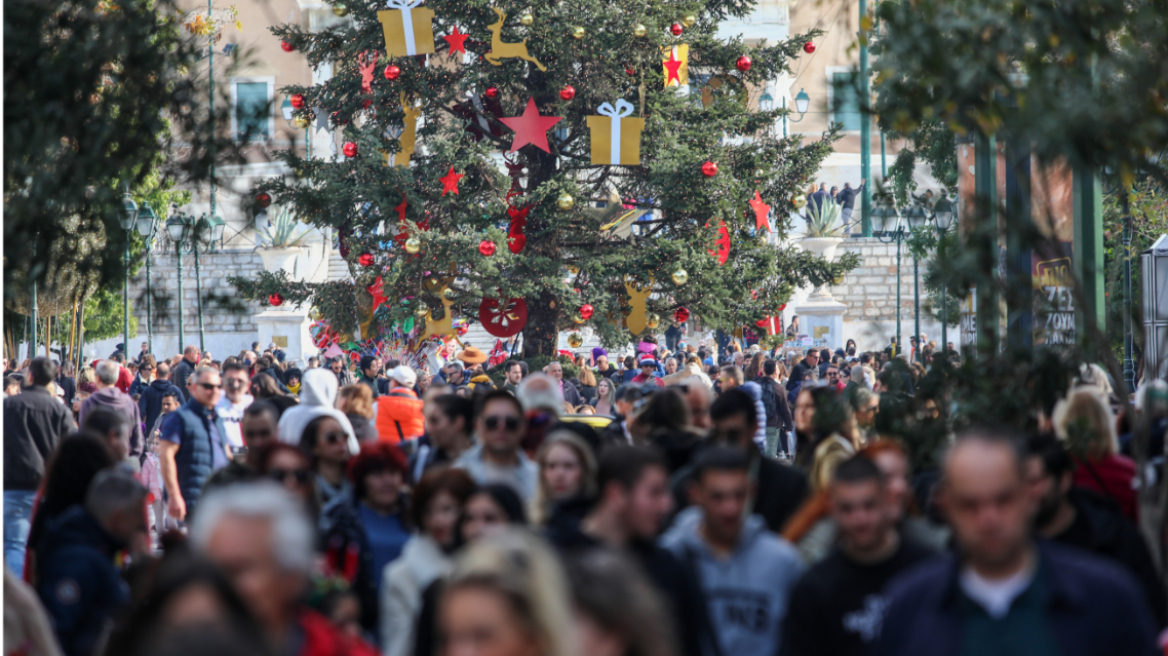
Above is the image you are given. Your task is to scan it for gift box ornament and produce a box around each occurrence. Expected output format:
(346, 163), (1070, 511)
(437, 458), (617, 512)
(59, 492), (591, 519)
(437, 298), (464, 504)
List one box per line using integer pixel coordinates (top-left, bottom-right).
(586, 99), (645, 166)
(377, 0), (436, 58)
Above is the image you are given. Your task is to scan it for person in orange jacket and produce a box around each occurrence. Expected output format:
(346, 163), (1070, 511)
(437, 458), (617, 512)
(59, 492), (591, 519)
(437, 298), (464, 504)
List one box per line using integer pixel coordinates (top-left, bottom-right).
(376, 366), (424, 445)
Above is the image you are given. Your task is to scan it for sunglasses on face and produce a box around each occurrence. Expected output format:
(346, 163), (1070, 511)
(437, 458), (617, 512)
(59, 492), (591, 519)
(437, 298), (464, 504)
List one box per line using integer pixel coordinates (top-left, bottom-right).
(269, 468), (311, 484)
(321, 431), (347, 445)
(198, 382), (221, 390)
(483, 415), (521, 431)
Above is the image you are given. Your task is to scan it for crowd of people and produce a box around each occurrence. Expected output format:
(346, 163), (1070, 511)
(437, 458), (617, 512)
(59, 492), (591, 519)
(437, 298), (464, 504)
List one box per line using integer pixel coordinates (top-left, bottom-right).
(3, 334), (1166, 656)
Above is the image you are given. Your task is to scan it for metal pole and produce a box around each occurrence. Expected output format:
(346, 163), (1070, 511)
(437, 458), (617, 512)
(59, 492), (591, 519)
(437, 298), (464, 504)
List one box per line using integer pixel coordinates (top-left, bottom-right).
(940, 224), (948, 354)
(194, 242), (206, 352)
(782, 97), (788, 138)
(176, 241), (185, 352)
(859, 0), (872, 237)
(30, 276), (38, 362)
(123, 238), (130, 356)
(145, 240), (153, 356)
(913, 255), (921, 362)
(895, 233), (902, 353)
(208, 0), (216, 221)
(880, 131), (887, 178)
(1122, 189), (1135, 389)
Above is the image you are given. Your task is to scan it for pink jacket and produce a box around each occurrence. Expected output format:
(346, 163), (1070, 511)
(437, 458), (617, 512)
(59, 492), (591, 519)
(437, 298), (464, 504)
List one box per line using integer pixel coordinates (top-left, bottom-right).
(140, 453), (163, 498)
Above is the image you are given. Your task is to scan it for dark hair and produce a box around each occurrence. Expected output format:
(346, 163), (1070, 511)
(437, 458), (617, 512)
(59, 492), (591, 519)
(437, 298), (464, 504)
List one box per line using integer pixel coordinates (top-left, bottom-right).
(82, 407), (132, 439)
(832, 455), (884, 486)
(4, 375), (21, 390)
(411, 468), (477, 530)
(949, 424), (1028, 477)
(29, 357), (56, 386)
(431, 394), (473, 435)
(763, 360), (777, 376)
(221, 361), (247, 376)
(1025, 433), (1074, 481)
(347, 442), (408, 499)
(474, 389), (524, 423)
(249, 372), (282, 398)
(299, 415), (349, 468)
(709, 389), (757, 427)
(284, 367), (303, 385)
(160, 390), (181, 403)
(693, 446), (751, 482)
(254, 442), (311, 475)
(596, 446), (668, 499)
(29, 431), (118, 552)
(630, 388), (690, 437)
(359, 355), (378, 373)
(243, 399), (279, 423)
(468, 483), (528, 524)
(504, 360), (523, 373)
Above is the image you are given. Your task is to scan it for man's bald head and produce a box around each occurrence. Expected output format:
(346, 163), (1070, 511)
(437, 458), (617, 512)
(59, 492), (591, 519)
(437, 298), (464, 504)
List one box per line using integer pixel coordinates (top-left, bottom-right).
(681, 377), (712, 431)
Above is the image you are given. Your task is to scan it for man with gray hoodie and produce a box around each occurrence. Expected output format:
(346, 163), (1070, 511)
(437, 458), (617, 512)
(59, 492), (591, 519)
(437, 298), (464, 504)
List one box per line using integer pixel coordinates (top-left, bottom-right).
(662, 447), (805, 656)
(79, 360), (145, 457)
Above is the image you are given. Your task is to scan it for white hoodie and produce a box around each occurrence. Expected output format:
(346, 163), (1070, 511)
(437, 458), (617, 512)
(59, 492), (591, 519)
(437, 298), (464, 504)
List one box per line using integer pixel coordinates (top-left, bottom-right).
(276, 368), (359, 454)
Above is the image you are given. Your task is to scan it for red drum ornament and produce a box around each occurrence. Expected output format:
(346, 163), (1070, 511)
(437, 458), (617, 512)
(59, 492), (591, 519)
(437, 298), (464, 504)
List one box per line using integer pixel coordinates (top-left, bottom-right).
(384, 64), (401, 80)
(268, 293), (284, 306)
(736, 55), (752, 72)
(290, 93), (305, 109)
(343, 142), (358, 158)
(358, 253), (375, 267)
(803, 41), (816, 54)
(578, 304), (594, 320)
(674, 307), (691, 323)
(479, 240), (497, 257)
(701, 160), (718, 177)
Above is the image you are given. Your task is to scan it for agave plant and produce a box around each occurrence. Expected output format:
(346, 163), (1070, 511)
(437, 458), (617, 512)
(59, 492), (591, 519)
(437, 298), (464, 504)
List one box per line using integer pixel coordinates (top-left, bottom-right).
(805, 199), (850, 238)
(258, 206), (310, 248)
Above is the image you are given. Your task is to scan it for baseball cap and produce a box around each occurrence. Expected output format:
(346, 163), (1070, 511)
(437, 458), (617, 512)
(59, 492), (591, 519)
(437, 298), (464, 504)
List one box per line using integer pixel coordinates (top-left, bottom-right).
(388, 365), (417, 387)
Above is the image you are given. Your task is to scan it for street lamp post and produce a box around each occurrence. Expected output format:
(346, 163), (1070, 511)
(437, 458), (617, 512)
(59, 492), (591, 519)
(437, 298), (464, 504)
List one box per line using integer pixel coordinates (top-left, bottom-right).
(119, 185), (139, 357)
(904, 203), (929, 362)
(166, 213), (190, 352)
(874, 199), (904, 351)
(780, 89), (811, 140)
(1121, 189), (1135, 390)
(136, 204), (159, 355)
(168, 209), (225, 354)
(932, 197), (957, 355)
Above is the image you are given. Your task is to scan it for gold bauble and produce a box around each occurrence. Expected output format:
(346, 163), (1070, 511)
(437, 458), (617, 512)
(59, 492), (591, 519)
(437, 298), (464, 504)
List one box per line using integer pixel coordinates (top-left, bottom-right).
(633, 23), (647, 37)
(404, 237), (421, 254)
(572, 315), (586, 325)
(292, 115), (310, 129)
(572, 26), (586, 39)
(332, 3), (349, 16)
(520, 12), (534, 25)
(556, 193), (575, 210)
(414, 306), (429, 317)
(309, 307), (322, 321)
(832, 273), (846, 285)
(647, 313), (661, 329)
(568, 332), (584, 348)
(683, 14), (696, 27)
(671, 269), (689, 286)
(793, 195), (807, 209)
(443, 288), (456, 300)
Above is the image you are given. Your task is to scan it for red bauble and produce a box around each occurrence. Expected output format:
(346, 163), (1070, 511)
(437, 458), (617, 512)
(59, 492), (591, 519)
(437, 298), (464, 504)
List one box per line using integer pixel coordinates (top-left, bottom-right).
(343, 142), (358, 158)
(803, 41), (816, 54)
(579, 304), (594, 320)
(358, 253), (375, 267)
(625, 67), (636, 77)
(701, 160), (718, 177)
(268, 293), (284, 306)
(670, 23), (683, 36)
(479, 298), (529, 337)
(479, 239), (497, 256)
(674, 307), (691, 323)
(736, 55), (752, 72)
(255, 192), (271, 209)
(290, 93), (305, 109)
(281, 41), (295, 52)
(559, 85), (576, 101)
(384, 64), (401, 80)
(484, 86), (499, 99)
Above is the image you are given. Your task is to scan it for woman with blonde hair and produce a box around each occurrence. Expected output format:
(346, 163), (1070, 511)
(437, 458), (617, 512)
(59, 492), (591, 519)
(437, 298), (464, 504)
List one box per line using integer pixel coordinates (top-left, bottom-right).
(439, 529), (578, 656)
(591, 378), (616, 416)
(1054, 386), (1138, 520)
(337, 383), (377, 442)
(531, 431), (598, 525)
(576, 366), (598, 404)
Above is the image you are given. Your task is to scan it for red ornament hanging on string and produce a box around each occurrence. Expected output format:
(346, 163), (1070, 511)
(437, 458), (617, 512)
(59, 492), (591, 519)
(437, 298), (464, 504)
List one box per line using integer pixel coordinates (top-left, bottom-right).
(701, 160), (718, 177)
(343, 142), (358, 158)
(290, 93), (305, 109)
(358, 253), (375, 267)
(579, 304), (594, 320)
(479, 297), (529, 337)
(268, 293), (284, 306)
(281, 41), (295, 52)
(479, 239), (497, 257)
(803, 41), (816, 54)
(384, 64), (401, 80)
(674, 307), (691, 323)
(670, 23), (683, 36)
(559, 85), (576, 101)
(484, 86), (499, 99)
(255, 192), (271, 209)
(736, 55), (752, 72)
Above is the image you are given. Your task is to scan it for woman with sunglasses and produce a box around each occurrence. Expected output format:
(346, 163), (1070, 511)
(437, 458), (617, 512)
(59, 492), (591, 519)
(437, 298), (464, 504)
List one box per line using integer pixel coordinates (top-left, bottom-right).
(320, 442), (411, 637)
(253, 443), (318, 515)
(300, 414), (355, 507)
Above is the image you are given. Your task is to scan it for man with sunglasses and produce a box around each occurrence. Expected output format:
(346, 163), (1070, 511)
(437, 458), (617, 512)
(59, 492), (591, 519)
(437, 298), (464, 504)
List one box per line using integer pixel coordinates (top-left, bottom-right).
(160, 367), (231, 522)
(216, 362), (254, 452)
(631, 356), (665, 389)
(454, 390), (538, 501)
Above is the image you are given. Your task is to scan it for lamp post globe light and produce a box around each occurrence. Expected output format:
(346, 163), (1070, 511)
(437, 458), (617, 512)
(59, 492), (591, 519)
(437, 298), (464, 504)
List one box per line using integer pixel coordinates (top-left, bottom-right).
(781, 88), (811, 139)
(932, 196), (957, 354)
(119, 185), (139, 357)
(874, 199), (905, 353)
(167, 208), (226, 354)
(166, 211), (190, 352)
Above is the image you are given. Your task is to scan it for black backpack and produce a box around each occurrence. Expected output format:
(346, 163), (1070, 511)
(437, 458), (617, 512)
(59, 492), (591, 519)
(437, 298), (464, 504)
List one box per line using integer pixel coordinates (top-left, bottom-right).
(757, 377), (779, 425)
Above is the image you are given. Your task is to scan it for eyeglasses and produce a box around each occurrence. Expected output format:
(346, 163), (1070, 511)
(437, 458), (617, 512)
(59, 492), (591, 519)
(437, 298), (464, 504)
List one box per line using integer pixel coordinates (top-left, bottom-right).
(269, 468), (311, 485)
(826, 371), (839, 378)
(483, 415), (521, 431)
(321, 431), (347, 445)
(198, 382), (221, 390)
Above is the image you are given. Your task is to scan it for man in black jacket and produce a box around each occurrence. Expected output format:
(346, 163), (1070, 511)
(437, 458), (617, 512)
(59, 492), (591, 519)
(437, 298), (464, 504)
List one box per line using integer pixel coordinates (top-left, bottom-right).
(786, 349), (820, 392)
(139, 362), (186, 439)
(1027, 433), (1167, 626)
(4, 357), (76, 577)
(170, 345), (200, 401)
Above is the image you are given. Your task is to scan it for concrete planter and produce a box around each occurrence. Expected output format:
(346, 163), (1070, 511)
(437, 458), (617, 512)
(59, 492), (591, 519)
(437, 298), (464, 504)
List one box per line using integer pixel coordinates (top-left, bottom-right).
(258, 246), (305, 278)
(799, 237), (844, 301)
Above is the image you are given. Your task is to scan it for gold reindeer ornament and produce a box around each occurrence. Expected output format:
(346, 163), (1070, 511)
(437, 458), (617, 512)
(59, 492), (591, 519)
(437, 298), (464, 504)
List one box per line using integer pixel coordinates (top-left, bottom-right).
(624, 277), (654, 335)
(484, 8), (546, 71)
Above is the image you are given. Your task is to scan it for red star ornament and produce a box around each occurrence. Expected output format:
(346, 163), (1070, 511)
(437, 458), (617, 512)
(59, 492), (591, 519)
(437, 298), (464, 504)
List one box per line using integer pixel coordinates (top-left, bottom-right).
(499, 98), (563, 153)
(663, 49), (683, 86)
(368, 276), (389, 312)
(749, 190), (772, 232)
(443, 26), (469, 55)
(440, 167), (464, 196)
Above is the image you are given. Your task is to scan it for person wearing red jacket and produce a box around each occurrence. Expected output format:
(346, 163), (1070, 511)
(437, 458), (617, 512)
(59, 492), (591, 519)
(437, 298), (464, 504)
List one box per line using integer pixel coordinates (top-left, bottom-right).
(192, 482), (378, 656)
(111, 353), (134, 393)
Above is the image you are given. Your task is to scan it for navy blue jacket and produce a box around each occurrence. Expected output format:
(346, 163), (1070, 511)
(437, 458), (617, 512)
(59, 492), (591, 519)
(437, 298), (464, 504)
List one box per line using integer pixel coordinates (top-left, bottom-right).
(138, 379), (185, 436)
(35, 506), (129, 656)
(870, 541), (1159, 656)
(160, 398), (227, 516)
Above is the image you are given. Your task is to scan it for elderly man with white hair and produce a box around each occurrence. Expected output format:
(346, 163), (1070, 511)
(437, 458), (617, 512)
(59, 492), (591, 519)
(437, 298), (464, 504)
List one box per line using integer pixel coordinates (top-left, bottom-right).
(78, 359), (144, 457)
(192, 482), (376, 654)
(516, 373), (564, 417)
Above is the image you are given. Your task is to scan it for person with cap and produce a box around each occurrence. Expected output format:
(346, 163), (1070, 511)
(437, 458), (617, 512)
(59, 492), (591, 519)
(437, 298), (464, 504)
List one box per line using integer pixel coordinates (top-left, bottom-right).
(457, 347), (494, 391)
(631, 356), (665, 389)
(376, 366), (425, 445)
(593, 348), (619, 384)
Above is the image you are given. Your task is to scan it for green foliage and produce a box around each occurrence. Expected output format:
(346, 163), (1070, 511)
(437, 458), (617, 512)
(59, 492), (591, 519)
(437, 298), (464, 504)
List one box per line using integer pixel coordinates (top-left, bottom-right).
(234, 0), (855, 355)
(1103, 184), (1168, 361)
(805, 199), (847, 238)
(83, 287), (138, 342)
(258, 207), (311, 248)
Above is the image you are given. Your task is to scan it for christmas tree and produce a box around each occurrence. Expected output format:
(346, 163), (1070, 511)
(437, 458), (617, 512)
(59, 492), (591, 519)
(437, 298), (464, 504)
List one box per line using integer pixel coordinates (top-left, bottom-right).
(230, 0), (856, 357)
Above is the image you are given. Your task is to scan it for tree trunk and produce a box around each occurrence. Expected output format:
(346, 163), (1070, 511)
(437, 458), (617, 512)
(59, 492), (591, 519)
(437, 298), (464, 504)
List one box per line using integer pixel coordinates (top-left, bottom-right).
(522, 289), (560, 357)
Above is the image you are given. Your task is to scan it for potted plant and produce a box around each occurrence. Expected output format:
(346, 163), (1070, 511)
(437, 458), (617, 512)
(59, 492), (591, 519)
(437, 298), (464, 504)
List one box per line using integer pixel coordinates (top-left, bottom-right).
(257, 207), (310, 277)
(800, 199), (850, 260)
